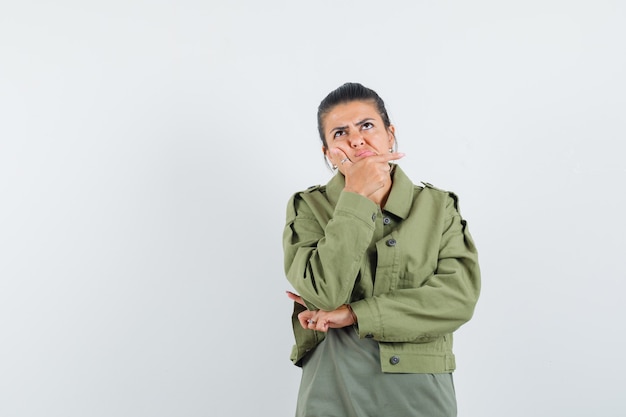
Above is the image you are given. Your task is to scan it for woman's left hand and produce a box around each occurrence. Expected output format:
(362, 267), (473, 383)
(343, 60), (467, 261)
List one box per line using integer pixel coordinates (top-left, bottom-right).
(286, 291), (356, 332)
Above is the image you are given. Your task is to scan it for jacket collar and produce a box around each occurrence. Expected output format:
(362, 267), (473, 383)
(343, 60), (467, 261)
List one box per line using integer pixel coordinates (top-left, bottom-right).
(325, 165), (414, 219)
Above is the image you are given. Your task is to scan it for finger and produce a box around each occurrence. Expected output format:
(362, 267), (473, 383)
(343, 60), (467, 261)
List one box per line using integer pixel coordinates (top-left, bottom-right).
(379, 152), (405, 162)
(389, 152), (405, 161)
(298, 312), (313, 329)
(312, 320), (329, 332)
(311, 319), (330, 332)
(331, 148), (352, 167)
(286, 291), (305, 306)
(345, 151), (404, 168)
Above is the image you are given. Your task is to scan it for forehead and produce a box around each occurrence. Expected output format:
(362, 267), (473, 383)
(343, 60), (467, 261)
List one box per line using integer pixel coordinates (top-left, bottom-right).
(323, 100), (381, 127)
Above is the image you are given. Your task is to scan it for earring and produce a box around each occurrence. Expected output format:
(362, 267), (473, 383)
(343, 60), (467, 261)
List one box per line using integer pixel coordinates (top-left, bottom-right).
(389, 148), (393, 153)
(333, 165), (338, 169)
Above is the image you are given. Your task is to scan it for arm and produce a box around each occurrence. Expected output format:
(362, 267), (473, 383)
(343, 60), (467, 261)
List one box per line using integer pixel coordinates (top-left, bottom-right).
(351, 193), (481, 342)
(283, 189), (378, 311)
(286, 291), (356, 332)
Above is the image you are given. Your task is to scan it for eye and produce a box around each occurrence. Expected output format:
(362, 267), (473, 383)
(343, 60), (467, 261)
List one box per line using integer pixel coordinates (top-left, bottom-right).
(333, 130), (346, 139)
(362, 122), (374, 130)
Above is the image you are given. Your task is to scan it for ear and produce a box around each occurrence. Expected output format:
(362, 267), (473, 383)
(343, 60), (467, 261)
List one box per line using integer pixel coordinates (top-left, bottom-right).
(388, 125), (396, 148)
(322, 145), (329, 158)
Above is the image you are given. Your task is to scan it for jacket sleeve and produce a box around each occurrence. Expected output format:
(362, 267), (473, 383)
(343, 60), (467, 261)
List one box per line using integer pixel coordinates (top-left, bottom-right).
(350, 192), (481, 342)
(283, 190), (378, 311)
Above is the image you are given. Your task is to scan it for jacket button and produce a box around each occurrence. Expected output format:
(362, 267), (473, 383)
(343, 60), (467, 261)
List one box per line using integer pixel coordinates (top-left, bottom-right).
(371, 213), (376, 222)
(389, 356), (400, 365)
(383, 217), (391, 225)
(386, 239), (396, 247)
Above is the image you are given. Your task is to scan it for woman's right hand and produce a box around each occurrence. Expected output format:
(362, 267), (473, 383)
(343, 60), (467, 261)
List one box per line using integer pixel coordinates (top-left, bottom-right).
(332, 149), (404, 203)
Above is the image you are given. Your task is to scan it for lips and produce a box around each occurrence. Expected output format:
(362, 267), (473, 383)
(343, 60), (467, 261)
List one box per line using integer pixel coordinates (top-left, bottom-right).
(355, 150), (376, 158)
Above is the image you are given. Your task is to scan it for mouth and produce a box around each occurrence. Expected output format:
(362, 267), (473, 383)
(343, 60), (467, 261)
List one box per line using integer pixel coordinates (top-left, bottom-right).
(355, 150), (377, 158)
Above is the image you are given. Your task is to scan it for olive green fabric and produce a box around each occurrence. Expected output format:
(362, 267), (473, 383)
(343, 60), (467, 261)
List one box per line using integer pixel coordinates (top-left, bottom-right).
(296, 326), (457, 417)
(283, 166), (480, 373)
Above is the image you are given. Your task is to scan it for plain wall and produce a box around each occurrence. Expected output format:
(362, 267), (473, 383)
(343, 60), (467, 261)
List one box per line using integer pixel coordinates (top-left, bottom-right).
(1, 1), (625, 416)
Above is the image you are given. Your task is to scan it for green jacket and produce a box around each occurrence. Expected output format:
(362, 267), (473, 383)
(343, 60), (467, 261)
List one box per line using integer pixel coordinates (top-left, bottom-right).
(283, 165), (480, 373)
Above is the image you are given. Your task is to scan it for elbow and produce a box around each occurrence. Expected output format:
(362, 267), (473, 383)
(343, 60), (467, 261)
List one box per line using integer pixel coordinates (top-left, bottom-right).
(315, 298), (346, 312)
(303, 284), (349, 312)
(448, 269), (481, 326)
(287, 268), (349, 312)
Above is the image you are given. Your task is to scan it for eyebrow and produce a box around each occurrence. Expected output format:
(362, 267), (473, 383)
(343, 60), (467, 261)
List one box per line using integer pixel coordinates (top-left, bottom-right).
(328, 118), (375, 134)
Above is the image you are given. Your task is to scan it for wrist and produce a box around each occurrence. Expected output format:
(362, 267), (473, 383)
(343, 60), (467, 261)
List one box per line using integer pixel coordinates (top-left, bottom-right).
(346, 304), (358, 325)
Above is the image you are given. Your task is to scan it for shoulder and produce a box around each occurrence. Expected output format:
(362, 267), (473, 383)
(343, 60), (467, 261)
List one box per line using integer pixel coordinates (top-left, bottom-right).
(418, 181), (462, 212)
(285, 184), (328, 220)
(303, 184), (327, 194)
(417, 181), (451, 198)
(419, 181), (446, 193)
(290, 184), (328, 201)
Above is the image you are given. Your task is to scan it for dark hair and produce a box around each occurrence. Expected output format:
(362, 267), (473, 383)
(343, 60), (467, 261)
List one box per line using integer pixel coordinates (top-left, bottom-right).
(317, 82), (393, 148)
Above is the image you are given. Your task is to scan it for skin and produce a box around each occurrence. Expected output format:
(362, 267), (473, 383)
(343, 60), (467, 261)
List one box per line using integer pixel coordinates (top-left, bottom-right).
(287, 100), (406, 332)
(323, 100), (404, 207)
(286, 291), (354, 332)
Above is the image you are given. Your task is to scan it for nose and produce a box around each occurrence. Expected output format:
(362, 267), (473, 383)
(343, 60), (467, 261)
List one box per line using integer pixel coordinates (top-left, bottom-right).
(348, 131), (365, 148)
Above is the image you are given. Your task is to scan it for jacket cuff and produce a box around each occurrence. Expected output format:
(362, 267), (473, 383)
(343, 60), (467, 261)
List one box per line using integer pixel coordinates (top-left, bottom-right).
(349, 298), (382, 339)
(334, 191), (378, 228)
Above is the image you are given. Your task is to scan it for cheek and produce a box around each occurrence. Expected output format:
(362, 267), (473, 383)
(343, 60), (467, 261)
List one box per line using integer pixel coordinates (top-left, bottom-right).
(328, 142), (349, 151)
(324, 143), (336, 154)
(327, 143), (350, 160)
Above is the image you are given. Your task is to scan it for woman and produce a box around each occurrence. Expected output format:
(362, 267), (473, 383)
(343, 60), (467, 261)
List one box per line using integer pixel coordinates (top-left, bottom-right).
(283, 82), (480, 417)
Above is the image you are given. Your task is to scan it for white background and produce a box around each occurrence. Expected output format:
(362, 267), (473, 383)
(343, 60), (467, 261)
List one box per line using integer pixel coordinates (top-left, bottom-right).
(1, 1), (625, 416)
